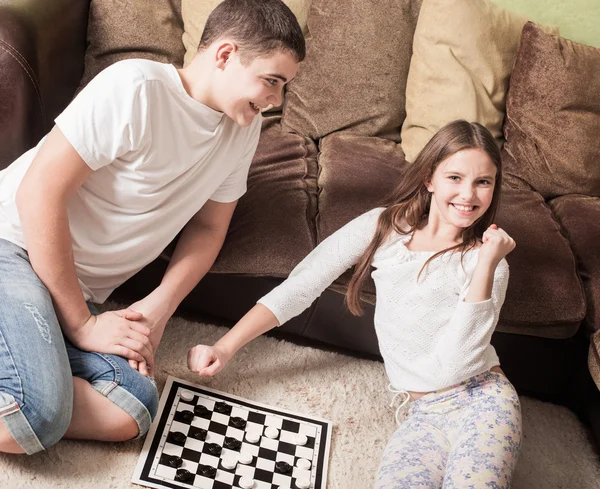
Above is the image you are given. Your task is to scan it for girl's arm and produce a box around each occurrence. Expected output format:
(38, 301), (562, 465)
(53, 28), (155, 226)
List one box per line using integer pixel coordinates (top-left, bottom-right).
(187, 207), (384, 376)
(436, 225), (515, 382)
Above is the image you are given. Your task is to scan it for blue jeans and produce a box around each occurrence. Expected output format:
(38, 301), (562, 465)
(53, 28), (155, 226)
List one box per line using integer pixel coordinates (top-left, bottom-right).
(0, 238), (159, 454)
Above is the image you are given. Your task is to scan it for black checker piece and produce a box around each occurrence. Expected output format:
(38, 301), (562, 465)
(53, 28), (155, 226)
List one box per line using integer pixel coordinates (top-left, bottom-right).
(188, 426), (207, 441)
(275, 461), (293, 474)
(205, 443), (222, 456)
(174, 410), (195, 423)
(194, 405), (210, 417)
(160, 454), (183, 468)
(198, 464), (217, 478)
(230, 416), (247, 429)
(214, 401), (232, 415)
(175, 468), (194, 483)
(167, 431), (187, 446)
(223, 436), (242, 450)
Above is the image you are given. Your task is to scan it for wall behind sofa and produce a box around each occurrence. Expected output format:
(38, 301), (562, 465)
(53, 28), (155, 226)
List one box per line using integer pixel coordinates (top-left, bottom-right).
(492, 0), (600, 47)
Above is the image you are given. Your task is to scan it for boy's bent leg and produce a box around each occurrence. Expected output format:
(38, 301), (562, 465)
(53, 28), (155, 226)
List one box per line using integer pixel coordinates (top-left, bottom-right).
(374, 413), (449, 489)
(442, 371), (522, 489)
(66, 342), (159, 440)
(0, 239), (74, 454)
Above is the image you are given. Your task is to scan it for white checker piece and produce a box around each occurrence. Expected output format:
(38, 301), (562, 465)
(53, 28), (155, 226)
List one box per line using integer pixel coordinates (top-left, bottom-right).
(132, 376), (332, 489)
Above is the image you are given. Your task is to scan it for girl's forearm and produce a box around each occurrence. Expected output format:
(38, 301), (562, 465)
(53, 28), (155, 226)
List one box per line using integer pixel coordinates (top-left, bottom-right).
(464, 259), (498, 303)
(214, 303), (280, 358)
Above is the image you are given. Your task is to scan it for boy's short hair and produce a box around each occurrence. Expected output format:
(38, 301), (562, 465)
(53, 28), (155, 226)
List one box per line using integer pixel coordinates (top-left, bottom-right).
(199, 0), (306, 63)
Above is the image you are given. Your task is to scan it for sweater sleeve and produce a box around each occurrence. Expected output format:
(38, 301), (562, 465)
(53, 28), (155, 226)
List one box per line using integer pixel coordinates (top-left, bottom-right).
(436, 257), (509, 381)
(258, 207), (383, 325)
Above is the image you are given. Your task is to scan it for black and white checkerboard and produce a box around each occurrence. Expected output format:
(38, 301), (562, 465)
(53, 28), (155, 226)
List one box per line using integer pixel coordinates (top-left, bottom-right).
(132, 376), (332, 489)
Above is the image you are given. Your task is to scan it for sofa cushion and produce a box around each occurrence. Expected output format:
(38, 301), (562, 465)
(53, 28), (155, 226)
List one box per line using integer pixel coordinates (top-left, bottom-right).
(502, 22), (600, 199)
(315, 133), (408, 298)
(493, 188), (585, 338)
(210, 116), (318, 277)
(181, 0), (310, 68)
(549, 194), (600, 392)
(79, 0), (185, 88)
(549, 195), (600, 333)
(400, 0), (558, 163)
(281, 0), (422, 143)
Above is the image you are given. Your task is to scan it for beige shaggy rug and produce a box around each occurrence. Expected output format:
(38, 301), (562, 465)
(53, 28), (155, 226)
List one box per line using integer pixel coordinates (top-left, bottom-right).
(1, 309), (600, 489)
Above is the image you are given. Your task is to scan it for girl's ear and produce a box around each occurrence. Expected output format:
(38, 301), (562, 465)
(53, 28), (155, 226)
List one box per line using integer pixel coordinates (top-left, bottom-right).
(424, 179), (433, 193)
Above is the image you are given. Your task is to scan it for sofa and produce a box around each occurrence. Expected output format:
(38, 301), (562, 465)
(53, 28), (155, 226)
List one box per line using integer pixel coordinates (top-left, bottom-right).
(1, 0), (599, 444)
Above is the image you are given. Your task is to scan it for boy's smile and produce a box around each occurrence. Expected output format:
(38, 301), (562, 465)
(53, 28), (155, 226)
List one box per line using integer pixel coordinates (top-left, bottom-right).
(218, 49), (299, 127)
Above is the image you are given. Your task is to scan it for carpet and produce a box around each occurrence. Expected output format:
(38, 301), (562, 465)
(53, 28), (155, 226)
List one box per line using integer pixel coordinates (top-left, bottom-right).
(1, 311), (599, 489)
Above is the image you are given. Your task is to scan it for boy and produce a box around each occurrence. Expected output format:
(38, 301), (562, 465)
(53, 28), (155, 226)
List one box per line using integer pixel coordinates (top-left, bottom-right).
(0, 0), (304, 455)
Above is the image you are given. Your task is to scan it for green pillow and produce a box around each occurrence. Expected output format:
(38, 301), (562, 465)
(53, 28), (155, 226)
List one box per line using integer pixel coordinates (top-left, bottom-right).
(491, 0), (600, 47)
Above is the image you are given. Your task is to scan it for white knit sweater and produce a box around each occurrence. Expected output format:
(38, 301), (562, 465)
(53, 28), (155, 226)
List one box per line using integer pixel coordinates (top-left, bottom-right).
(258, 207), (509, 392)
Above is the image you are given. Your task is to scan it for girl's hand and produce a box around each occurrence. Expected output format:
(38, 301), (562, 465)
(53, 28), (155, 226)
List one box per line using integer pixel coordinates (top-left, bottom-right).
(187, 344), (231, 377)
(479, 224), (516, 266)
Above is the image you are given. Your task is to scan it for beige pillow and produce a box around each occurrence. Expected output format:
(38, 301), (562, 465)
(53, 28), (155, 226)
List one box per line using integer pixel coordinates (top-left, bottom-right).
(181, 0), (311, 67)
(400, 0), (558, 162)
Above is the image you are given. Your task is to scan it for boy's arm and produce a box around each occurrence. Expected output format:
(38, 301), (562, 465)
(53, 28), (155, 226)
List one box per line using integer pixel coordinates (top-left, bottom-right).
(128, 199), (237, 351)
(16, 127), (154, 366)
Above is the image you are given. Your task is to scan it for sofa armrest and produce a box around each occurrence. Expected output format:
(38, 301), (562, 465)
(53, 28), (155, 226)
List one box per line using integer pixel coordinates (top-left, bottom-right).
(0, 0), (90, 170)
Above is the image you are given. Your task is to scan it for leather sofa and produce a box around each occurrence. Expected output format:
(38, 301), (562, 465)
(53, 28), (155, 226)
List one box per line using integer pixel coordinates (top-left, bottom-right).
(1, 0), (598, 443)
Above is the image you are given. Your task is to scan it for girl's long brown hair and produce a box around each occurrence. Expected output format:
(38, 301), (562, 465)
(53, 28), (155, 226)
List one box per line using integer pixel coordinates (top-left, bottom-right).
(346, 120), (503, 316)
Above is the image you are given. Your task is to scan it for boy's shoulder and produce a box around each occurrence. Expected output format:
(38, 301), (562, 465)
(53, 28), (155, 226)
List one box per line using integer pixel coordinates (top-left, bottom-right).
(98, 59), (173, 85)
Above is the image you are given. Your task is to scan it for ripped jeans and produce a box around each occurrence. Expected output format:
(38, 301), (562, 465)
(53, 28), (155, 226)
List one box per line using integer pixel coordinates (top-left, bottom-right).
(0, 238), (159, 454)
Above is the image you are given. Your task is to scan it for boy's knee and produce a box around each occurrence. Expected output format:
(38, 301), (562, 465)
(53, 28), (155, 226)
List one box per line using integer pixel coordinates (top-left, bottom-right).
(0, 386), (73, 453)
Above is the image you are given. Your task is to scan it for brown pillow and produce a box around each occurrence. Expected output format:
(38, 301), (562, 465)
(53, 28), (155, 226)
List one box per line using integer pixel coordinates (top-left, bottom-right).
(281, 0), (422, 143)
(79, 0), (185, 88)
(400, 0), (558, 163)
(503, 22), (600, 199)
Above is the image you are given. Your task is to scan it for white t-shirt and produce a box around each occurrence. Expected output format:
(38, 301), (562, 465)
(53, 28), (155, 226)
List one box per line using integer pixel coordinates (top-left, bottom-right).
(0, 59), (262, 303)
(258, 208), (508, 392)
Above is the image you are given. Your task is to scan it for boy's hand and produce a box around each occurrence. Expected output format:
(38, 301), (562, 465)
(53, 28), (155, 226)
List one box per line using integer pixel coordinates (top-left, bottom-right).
(187, 344), (231, 377)
(125, 290), (174, 377)
(69, 309), (154, 370)
(479, 224), (516, 266)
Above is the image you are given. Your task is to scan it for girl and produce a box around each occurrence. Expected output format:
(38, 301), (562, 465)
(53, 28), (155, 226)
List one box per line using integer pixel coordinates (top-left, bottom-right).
(187, 120), (522, 488)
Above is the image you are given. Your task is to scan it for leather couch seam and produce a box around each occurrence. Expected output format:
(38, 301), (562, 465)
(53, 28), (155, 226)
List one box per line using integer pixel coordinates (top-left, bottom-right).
(0, 40), (46, 126)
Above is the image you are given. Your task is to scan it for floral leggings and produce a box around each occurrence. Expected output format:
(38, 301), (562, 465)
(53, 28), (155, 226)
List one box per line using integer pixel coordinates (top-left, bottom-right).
(374, 371), (522, 489)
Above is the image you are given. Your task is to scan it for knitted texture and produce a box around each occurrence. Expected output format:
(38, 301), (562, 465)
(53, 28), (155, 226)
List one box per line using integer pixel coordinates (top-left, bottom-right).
(259, 208), (509, 392)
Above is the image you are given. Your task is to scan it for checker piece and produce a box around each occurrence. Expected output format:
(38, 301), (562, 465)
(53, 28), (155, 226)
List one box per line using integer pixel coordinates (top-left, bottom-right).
(274, 461), (293, 474)
(160, 454), (182, 468)
(230, 416), (246, 428)
(223, 436), (242, 450)
(175, 469), (193, 483)
(194, 405), (210, 416)
(239, 476), (255, 488)
(214, 401), (232, 414)
(245, 431), (261, 443)
(180, 390), (194, 402)
(239, 451), (253, 464)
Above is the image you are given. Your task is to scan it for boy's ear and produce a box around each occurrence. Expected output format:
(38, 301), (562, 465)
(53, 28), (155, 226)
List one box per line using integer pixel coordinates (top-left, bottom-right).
(215, 41), (237, 69)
